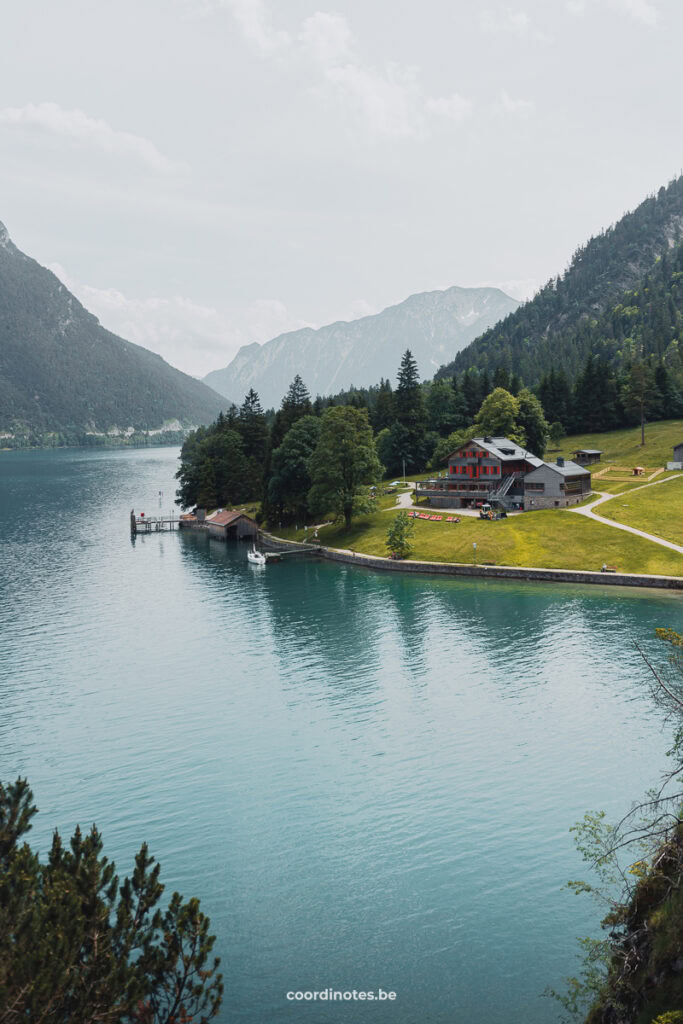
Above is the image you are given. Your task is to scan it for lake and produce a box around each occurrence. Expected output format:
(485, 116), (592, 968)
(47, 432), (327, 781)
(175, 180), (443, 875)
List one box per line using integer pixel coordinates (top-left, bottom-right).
(1, 446), (681, 1023)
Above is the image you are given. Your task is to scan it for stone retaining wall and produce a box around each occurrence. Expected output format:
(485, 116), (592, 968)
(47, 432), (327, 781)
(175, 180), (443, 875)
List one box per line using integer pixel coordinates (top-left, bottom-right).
(259, 532), (683, 591)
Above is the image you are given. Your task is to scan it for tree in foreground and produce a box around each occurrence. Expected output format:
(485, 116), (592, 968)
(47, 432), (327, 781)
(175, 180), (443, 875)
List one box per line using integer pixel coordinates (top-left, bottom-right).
(308, 406), (382, 529)
(548, 629), (683, 1023)
(0, 779), (223, 1023)
(385, 511), (414, 560)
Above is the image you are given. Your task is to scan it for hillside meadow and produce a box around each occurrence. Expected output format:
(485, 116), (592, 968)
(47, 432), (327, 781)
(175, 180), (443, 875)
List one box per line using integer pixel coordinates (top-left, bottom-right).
(597, 473), (683, 547)
(554, 419), (683, 494)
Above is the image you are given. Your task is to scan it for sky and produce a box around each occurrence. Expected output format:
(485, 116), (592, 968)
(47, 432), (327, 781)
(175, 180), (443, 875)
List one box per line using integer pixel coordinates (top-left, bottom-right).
(1, 0), (681, 377)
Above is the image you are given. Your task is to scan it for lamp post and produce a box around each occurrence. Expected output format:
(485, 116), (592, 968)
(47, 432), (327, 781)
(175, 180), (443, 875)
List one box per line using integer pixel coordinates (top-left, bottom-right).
(473, 541), (477, 567)
(402, 458), (406, 485)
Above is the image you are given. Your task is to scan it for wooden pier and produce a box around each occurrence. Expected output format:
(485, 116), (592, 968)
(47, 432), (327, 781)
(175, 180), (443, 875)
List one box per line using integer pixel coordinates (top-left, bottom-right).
(130, 510), (181, 534)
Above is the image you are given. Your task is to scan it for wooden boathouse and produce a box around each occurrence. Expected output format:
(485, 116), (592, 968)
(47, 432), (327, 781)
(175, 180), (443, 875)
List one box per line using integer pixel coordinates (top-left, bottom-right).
(181, 508), (258, 541)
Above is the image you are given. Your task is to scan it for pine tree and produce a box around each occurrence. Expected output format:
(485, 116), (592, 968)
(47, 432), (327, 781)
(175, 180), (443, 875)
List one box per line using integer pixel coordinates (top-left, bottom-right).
(394, 350), (427, 471)
(0, 778), (223, 1023)
(621, 362), (657, 444)
(462, 368), (482, 423)
(371, 378), (395, 431)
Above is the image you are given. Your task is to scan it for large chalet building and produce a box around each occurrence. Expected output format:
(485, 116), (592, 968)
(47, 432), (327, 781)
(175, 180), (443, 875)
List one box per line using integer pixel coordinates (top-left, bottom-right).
(417, 436), (592, 511)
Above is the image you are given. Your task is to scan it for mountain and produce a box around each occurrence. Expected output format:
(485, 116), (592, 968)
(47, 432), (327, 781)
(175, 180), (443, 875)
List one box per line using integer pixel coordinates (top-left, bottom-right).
(436, 175), (683, 385)
(0, 222), (226, 442)
(203, 286), (520, 409)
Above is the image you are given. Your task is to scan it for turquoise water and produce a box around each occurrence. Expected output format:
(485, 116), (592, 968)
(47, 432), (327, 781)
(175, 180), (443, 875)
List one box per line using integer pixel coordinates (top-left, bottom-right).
(1, 446), (682, 1023)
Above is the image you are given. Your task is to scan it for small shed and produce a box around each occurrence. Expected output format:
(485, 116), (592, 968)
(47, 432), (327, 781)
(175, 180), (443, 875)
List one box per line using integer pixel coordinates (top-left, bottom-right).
(205, 509), (258, 541)
(571, 449), (603, 465)
(668, 442), (683, 470)
(632, 466), (645, 477)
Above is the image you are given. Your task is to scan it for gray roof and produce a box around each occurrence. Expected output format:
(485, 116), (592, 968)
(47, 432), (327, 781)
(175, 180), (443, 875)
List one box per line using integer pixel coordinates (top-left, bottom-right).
(527, 459), (590, 478)
(572, 448), (603, 455)
(452, 436), (545, 468)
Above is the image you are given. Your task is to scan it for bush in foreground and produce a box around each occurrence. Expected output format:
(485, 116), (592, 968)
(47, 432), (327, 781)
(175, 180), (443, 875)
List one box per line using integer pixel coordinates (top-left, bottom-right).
(0, 778), (223, 1023)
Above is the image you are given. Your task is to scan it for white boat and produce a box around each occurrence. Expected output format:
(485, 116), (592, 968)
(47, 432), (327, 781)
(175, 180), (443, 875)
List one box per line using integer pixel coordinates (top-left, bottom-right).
(247, 546), (267, 565)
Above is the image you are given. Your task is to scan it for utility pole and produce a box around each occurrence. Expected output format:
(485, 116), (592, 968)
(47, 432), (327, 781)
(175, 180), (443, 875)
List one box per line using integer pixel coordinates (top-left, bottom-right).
(402, 458), (406, 485)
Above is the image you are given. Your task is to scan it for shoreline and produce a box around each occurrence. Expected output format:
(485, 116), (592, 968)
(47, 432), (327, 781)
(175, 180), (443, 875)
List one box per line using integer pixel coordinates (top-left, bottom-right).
(259, 530), (683, 591)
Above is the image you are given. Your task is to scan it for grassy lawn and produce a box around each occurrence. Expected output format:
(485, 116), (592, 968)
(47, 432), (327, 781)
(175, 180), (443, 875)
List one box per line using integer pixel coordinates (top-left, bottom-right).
(272, 507), (683, 576)
(554, 418), (682, 473)
(597, 474), (683, 546)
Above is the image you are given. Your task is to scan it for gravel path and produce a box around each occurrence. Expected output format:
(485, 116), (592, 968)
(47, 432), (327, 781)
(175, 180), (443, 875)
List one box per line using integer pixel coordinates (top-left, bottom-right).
(568, 474), (683, 555)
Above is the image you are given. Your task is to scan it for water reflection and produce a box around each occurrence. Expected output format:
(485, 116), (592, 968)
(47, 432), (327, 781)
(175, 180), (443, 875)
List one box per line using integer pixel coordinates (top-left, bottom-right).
(1, 447), (682, 1024)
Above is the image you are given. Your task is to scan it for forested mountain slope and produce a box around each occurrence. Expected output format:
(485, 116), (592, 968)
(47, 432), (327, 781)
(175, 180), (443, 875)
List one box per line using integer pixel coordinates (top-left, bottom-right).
(437, 175), (683, 385)
(0, 222), (225, 440)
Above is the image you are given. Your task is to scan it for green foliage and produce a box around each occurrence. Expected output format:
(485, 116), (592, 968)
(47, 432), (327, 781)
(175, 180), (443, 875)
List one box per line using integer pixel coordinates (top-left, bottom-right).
(385, 510), (414, 559)
(376, 420), (411, 477)
(308, 406), (383, 528)
(0, 778), (223, 1023)
(175, 412), (253, 509)
(267, 415), (321, 523)
(552, 628), (683, 1024)
(425, 378), (465, 435)
(621, 362), (658, 443)
(371, 378), (395, 432)
(429, 426), (476, 468)
(437, 176), (683, 388)
(516, 387), (549, 456)
(238, 389), (269, 497)
(474, 388), (523, 441)
(393, 349), (428, 471)
(549, 421), (566, 445)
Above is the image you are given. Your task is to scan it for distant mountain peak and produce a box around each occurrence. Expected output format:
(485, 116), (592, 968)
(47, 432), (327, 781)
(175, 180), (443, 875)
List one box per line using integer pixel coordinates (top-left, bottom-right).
(203, 284), (520, 408)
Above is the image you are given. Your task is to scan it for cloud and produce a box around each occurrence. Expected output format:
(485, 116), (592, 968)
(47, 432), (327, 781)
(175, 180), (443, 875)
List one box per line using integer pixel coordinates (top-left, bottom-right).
(566, 0), (658, 24)
(48, 263), (311, 377)
(213, 2), (473, 139)
(480, 8), (532, 34)
(494, 89), (535, 117)
(609, 0), (658, 24)
(298, 11), (353, 65)
(480, 7), (552, 41)
(0, 103), (176, 172)
(221, 0), (291, 54)
(424, 94), (474, 122)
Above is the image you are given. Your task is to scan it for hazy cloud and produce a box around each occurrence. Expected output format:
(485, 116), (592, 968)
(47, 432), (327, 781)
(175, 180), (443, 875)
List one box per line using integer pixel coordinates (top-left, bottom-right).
(566, 0), (659, 24)
(480, 7), (552, 41)
(48, 263), (312, 377)
(222, 0), (291, 54)
(0, 103), (176, 172)
(298, 11), (353, 65)
(216, 2), (473, 139)
(480, 8), (532, 34)
(494, 89), (536, 117)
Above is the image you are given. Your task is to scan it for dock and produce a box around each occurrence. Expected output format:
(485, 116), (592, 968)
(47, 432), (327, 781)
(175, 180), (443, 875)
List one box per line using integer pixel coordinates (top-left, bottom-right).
(130, 510), (181, 534)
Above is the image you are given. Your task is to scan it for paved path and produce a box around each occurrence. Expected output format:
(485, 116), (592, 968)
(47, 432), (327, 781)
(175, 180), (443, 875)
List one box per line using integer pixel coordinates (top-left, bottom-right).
(568, 474), (683, 555)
